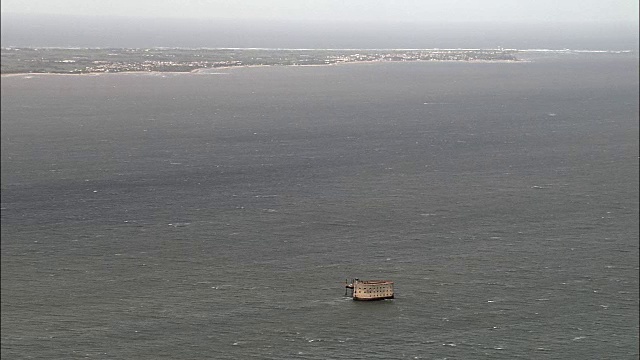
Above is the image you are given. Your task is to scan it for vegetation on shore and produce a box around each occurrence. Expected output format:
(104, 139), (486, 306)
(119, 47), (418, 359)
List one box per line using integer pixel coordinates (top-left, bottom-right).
(0, 47), (519, 74)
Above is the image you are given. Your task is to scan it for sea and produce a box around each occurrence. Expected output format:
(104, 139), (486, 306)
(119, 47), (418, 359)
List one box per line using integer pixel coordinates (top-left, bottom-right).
(1, 52), (638, 359)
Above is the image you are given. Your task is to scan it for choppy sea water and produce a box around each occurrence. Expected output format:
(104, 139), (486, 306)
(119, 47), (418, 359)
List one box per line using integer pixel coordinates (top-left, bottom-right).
(1, 54), (638, 359)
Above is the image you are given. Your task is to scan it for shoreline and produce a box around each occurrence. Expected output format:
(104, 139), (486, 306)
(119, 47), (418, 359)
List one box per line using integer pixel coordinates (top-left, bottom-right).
(0, 58), (527, 77)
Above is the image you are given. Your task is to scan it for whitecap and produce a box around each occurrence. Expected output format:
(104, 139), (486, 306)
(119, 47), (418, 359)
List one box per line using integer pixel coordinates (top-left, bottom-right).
(531, 185), (547, 189)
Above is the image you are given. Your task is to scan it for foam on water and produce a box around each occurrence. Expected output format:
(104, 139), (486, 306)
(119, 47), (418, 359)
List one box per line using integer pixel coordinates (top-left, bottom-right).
(1, 52), (638, 360)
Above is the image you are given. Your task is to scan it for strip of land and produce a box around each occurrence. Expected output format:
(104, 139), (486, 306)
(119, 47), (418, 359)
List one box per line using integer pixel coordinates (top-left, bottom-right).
(1, 48), (520, 75)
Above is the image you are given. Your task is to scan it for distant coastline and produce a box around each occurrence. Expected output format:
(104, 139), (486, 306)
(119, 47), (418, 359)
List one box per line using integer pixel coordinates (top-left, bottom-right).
(0, 59), (528, 78)
(1, 47), (635, 76)
(1, 47), (521, 75)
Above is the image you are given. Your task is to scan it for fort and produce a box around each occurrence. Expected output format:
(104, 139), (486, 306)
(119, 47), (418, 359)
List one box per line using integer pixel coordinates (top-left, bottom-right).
(345, 279), (394, 301)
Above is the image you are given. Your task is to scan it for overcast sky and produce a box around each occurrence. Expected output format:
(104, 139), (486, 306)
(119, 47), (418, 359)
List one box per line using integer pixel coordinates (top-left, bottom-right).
(2, 0), (638, 23)
(2, 1), (638, 49)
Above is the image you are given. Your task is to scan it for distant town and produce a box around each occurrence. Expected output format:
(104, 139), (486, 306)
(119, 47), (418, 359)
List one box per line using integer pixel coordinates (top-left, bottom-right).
(0, 48), (520, 74)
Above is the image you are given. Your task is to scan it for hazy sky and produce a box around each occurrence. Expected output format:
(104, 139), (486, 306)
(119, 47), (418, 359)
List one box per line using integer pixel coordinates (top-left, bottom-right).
(2, 0), (638, 23)
(2, 1), (638, 49)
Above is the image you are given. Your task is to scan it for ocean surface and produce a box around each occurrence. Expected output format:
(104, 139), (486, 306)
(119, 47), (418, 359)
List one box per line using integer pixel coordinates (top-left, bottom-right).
(1, 53), (638, 359)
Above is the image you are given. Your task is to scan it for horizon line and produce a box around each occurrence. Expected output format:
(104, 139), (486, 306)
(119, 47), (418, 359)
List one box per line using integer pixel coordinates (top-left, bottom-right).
(1, 46), (636, 53)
